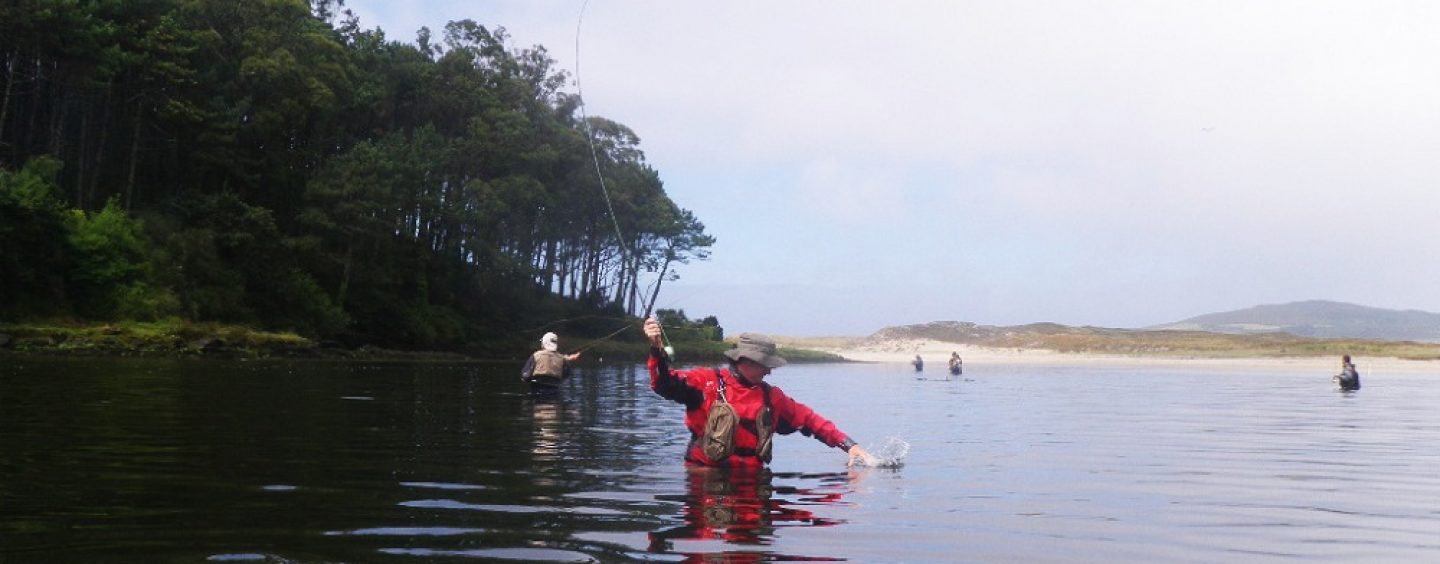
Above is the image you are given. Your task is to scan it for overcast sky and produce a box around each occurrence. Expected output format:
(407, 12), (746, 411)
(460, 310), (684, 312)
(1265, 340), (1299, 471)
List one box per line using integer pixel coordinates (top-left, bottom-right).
(342, 1), (1440, 336)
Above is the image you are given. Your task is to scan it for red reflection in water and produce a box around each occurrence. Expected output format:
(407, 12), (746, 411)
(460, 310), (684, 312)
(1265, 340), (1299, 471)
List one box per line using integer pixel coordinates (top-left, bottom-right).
(648, 467), (854, 562)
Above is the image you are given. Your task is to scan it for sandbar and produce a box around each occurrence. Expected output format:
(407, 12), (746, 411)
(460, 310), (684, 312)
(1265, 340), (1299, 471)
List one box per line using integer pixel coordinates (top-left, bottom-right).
(819, 338), (1440, 375)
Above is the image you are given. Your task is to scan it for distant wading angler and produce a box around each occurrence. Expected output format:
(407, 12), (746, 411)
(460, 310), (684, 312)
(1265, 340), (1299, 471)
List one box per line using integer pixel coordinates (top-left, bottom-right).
(1334, 355), (1361, 391)
(521, 332), (582, 390)
(644, 318), (876, 469)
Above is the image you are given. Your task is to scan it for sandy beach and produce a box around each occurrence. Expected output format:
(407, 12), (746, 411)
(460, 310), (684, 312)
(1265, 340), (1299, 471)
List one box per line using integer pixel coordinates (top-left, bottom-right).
(820, 338), (1440, 375)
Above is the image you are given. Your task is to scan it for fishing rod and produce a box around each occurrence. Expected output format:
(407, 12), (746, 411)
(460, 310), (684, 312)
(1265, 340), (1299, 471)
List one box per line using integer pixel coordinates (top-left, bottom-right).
(521, 314), (633, 334)
(562, 314), (692, 357)
(567, 323), (633, 354)
(575, 0), (673, 356)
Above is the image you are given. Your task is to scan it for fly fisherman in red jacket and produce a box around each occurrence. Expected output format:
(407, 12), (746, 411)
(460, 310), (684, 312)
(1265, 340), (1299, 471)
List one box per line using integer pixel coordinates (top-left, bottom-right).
(644, 317), (876, 469)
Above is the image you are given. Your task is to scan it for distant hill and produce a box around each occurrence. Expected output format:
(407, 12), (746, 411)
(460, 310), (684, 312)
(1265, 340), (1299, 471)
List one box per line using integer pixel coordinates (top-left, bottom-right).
(1148, 300), (1440, 342)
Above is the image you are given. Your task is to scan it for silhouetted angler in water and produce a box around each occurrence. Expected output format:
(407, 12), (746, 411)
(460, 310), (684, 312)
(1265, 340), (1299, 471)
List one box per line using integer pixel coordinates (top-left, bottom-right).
(522, 332), (582, 391)
(948, 352), (962, 376)
(1334, 355), (1361, 391)
(912, 355), (924, 372)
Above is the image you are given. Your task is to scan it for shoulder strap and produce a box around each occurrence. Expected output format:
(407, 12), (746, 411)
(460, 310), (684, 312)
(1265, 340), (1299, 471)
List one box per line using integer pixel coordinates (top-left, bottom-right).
(713, 367), (775, 424)
(714, 366), (728, 403)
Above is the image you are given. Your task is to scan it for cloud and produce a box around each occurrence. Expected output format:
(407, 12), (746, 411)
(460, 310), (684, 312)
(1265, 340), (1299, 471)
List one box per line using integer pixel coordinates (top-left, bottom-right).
(793, 159), (908, 225)
(343, 0), (1440, 332)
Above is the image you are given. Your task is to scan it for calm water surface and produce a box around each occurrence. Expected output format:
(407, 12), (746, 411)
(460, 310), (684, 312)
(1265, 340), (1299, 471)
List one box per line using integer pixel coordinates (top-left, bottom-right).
(2, 357), (1438, 562)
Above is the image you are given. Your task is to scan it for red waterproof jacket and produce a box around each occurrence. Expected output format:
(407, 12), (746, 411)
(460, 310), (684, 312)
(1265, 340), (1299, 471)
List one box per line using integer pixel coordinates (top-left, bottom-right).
(647, 348), (855, 469)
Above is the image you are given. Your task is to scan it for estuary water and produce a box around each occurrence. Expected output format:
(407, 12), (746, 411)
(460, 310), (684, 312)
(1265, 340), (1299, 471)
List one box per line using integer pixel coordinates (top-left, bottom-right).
(1, 357), (1438, 562)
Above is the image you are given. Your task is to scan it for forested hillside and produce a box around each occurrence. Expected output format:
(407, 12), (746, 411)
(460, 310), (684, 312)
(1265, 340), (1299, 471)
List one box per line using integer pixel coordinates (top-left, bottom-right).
(0, 1), (713, 349)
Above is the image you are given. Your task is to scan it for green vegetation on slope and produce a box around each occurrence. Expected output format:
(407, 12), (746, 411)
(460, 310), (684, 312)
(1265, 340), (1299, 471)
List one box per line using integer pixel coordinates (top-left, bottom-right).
(0, 1), (715, 353)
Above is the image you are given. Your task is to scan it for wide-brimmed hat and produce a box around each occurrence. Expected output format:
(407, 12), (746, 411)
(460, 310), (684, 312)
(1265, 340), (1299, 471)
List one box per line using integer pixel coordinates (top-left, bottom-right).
(723, 333), (788, 369)
(541, 332), (558, 352)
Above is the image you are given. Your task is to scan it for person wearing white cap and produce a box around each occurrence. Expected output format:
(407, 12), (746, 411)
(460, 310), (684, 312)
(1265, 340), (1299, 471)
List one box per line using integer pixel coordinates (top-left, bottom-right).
(643, 317), (876, 468)
(522, 332), (582, 389)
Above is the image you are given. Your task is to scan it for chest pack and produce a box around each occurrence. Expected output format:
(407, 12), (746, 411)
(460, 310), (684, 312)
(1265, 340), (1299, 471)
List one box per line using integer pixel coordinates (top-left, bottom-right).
(532, 350), (565, 377)
(701, 368), (775, 463)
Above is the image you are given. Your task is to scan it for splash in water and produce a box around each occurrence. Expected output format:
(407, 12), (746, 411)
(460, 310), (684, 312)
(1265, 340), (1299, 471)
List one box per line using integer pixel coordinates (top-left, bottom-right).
(856, 436), (909, 468)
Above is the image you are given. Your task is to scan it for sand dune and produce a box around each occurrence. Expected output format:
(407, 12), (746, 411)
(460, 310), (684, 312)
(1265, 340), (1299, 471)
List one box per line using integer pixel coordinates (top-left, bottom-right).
(820, 338), (1440, 375)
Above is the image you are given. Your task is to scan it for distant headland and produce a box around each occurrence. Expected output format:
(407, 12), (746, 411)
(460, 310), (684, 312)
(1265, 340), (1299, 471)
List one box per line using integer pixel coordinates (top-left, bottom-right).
(776, 301), (1440, 365)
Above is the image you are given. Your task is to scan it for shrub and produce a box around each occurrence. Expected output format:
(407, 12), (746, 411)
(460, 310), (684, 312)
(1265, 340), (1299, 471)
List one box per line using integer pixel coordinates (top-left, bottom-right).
(0, 157), (71, 318)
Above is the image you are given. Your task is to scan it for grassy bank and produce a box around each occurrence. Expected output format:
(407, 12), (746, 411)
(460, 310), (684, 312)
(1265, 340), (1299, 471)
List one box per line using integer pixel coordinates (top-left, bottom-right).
(560, 337), (848, 365)
(1002, 330), (1440, 361)
(0, 321), (848, 363)
(0, 320), (468, 360)
(844, 322), (1440, 361)
(15, 318), (1434, 364)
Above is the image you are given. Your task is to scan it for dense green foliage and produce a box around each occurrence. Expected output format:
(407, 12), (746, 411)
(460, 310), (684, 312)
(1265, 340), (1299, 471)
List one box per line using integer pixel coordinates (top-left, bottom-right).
(0, 1), (715, 349)
(655, 308), (724, 343)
